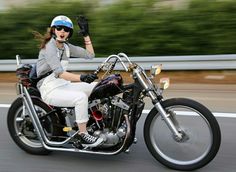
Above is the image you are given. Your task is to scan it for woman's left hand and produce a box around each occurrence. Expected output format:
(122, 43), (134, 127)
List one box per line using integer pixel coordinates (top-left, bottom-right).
(77, 15), (89, 37)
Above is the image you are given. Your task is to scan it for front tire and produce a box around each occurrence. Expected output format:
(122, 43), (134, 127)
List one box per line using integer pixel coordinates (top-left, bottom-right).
(144, 98), (221, 171)
(7, 97), (58, 155)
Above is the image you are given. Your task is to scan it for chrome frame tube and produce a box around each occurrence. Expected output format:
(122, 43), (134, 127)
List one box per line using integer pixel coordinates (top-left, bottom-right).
(104, 54), (129, 72)
(22, 90), (44, 143)
(118, 53), (132, 65)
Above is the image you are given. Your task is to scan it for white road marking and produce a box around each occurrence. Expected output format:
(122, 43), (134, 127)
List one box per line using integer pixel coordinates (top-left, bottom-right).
(142, 110), (236, 118)
(1, 104), (235, 118)
(0, 104), (11, 108)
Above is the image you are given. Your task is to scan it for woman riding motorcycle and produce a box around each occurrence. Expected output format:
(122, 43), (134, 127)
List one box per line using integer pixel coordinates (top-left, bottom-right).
(33, 15), (103, 147)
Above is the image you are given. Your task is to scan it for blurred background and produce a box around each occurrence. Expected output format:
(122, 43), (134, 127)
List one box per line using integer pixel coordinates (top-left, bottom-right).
(0, 0), (236, 59)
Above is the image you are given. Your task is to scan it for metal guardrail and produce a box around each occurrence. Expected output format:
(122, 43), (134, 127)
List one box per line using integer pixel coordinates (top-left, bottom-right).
(0, 54), (236, 71)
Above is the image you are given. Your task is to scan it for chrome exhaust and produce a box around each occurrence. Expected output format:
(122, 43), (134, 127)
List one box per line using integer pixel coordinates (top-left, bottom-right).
(41, 115), (131, 155)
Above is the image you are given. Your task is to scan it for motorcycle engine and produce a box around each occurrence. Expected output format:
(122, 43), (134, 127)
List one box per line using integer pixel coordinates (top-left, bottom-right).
(88, 96), (130, 148)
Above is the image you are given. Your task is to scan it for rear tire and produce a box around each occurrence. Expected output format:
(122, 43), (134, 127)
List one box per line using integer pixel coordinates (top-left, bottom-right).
(7, 97), (58, 155)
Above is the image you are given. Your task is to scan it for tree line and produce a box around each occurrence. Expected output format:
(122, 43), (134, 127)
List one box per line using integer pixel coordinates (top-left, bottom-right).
(0, 0), (236, 59)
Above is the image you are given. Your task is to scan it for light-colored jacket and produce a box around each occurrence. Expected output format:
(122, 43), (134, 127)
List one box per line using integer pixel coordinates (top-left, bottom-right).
(36, 38), (95, 97)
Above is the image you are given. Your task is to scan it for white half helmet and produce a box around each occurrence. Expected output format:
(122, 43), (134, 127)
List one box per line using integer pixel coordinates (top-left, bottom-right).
(51, 15), (73, 37)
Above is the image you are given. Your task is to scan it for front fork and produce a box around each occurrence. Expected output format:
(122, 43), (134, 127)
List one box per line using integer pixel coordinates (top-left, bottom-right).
(134, 69), (183, 141)
(153, 101), (183, 141)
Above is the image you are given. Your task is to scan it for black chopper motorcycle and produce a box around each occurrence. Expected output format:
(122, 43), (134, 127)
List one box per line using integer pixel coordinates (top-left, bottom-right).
(7, 53), (221, 171)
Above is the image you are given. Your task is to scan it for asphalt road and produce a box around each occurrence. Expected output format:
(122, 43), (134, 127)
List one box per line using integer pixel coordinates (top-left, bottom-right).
(0, 83), (236, 172)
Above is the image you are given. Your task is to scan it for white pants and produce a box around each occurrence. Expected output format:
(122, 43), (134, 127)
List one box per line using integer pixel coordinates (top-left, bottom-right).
(42, 82), (97, 123)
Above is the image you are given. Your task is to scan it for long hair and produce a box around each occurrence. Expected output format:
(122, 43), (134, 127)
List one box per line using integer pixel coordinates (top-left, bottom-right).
(32, 27), (54, 49)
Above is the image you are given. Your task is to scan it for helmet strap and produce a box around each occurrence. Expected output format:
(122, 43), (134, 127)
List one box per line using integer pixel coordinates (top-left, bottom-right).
(52, 33), (68, 43)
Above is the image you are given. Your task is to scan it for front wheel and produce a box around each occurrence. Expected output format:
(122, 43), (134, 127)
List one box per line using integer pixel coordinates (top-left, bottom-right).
(144, 98), (221, 171)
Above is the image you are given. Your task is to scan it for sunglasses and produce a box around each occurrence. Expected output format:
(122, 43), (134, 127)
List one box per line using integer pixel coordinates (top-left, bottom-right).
(55, 26), (71, 33)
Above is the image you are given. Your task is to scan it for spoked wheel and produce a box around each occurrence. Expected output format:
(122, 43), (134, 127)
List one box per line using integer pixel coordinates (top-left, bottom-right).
(7, 97), (59, 155)
(144, 98), (221, 171)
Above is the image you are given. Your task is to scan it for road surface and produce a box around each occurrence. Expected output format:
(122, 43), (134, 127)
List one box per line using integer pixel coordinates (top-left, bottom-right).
(0, 83), (235, 172)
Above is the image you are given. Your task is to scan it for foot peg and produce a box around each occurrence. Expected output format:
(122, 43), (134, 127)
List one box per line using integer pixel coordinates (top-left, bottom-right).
(72, 140), (84, 149)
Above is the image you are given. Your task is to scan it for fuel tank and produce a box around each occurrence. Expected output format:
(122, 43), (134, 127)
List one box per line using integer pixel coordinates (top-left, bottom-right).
(89, 74), (123, 100)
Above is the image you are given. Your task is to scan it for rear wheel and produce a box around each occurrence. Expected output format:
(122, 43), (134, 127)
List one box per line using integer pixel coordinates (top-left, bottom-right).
(7, 97), (59, 155)
(144, 98), (221, 170)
